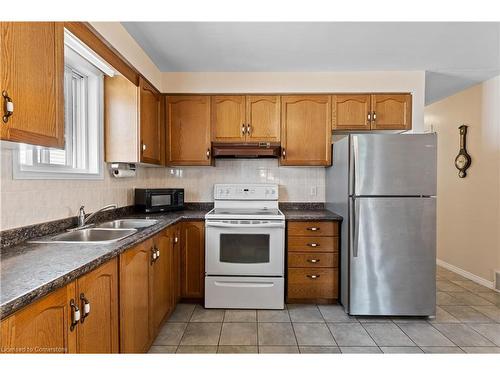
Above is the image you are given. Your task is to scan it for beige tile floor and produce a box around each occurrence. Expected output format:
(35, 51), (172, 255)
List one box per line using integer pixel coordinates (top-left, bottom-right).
(149, 266), (500, 354)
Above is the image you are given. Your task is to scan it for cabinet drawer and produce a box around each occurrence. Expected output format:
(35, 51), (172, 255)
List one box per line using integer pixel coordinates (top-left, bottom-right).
(287, 268), (338, 300)
(288, 252), (338, 268)
(288, 236), (338, 253)
(287, 221), (338, 237)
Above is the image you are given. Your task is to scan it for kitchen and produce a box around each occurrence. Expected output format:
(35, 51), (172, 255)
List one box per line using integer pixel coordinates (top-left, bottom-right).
(1, 3), (500, 373)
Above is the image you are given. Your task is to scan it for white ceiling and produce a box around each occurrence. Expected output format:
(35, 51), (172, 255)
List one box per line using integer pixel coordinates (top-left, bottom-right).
(122, 22), (500, 104)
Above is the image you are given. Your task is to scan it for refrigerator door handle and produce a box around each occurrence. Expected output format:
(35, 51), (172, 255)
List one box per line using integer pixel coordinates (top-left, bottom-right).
(352, 199), (360, 258)
(352, 135), (359, 196)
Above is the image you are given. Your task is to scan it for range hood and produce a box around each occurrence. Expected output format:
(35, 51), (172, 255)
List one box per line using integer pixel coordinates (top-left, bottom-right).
(212, 142), (281, 158)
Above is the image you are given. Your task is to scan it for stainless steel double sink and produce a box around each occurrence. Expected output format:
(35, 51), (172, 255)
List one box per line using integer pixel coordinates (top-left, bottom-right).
(31, 219), (159, 244)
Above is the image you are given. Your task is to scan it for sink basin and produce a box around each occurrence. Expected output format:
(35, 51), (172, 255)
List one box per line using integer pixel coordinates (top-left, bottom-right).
(96, 219), (159, 229)
(31, 228), (137, 244)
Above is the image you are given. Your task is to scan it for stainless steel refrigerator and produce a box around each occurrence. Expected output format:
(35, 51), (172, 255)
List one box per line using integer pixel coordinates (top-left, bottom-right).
(326, 134), (437, 316)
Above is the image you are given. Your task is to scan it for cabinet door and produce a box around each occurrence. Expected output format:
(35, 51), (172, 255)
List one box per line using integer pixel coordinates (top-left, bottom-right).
(166, 95), (211, 165)
(119, 240), (152, 353)
(0, 22), (64, 148)
(0, 283), (76, 353)
(139, 77), (162, 165)
(181, 221), (205, 299)
(332, 94), (371, 131)
(76, 259), (119, 353)
(150, 231), (173, 334)
(371, 94), (412, 130)
(211, 95), (246, 142)
(245, 95), (280, 142)
(280, 95), (332, 166)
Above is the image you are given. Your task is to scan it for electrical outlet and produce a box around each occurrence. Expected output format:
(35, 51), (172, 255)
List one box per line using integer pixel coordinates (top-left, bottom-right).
(310, 186), (317, 196)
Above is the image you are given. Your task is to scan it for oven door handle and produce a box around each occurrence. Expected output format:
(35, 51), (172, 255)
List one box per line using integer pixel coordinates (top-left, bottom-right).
(205, 222), (285, 228)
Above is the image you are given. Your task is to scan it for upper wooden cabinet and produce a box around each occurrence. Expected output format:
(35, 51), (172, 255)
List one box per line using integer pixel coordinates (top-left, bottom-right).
(280, 95), (332, 166)
(211, 95), (246, 142)
(105, 75), (164, 165)
(332, 94), (371, 131)
(166, 95), (211, 165)
(371, 94), (412, 130)
(331, 93), (412, 131)
(211, 95), (280, 143)
(0, 22), (65, 148)
(180, 221), (205, 299)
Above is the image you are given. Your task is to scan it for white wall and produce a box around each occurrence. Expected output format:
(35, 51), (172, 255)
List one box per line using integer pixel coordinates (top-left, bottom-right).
(424, 75), (500, 283)
(162, 71), (426, 132)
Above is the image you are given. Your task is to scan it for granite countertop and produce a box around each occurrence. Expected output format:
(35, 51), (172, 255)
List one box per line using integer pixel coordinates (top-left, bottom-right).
(0, 205), (342, 320)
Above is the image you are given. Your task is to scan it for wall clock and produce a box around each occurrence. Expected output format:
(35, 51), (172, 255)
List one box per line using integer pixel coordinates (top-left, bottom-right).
(454, 125), (471, 178)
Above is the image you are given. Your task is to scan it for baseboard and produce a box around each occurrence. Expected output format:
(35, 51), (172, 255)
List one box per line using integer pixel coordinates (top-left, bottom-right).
(436, 259), (497, 291)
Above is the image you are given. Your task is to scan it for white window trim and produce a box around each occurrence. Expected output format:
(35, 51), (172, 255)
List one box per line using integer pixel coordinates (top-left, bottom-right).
(12, 29), (114, 180)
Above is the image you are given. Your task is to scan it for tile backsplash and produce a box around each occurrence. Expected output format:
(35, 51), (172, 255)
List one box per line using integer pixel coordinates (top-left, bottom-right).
(1, 149), (325, 230)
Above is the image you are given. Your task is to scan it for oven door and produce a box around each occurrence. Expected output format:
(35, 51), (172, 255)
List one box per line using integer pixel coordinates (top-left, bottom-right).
(205, 220), (285, 276)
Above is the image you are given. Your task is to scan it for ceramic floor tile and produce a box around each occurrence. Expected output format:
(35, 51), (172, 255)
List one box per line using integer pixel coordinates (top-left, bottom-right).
(153, 322), (187, 346)
(318, 305), (356, 322)
(180, 322), (222, 346)
(217, 345), (258, 354)
(380, 346), (424, 353)
(421, 346), (464, 354)
(440, 306), (493, 323)
(477, 292), (500, 305)
(293, 323), (336, 346)
(436, 281), (468, 292)
(340, 346), (382, 353)
(327, 322), (377, 346)
(168, 303), (196, 322)
(148, 345), (177, 353)
(446, 292), (494, 306)
(288, 304), (324, 322)
(176, 345), (218, 354)
(460, 346), (500, 353)
(299, 346), (341, 353)
(224, 310), (257, 322)
(471, 306), (500, 323)
(259, 345), (299, 353)
(356, 316), (394, 323)
(432, 323), (495, 346)
(468, 323), (500, 346)
(397, 323), (454, 347)
(219, 323), (258, 346)
(258, 323), (297, 346)
(362, 323), (415, 347)
(450, 280), (494, 294)
(429, 307), (460, 323)
(190, 306), (225, 322)
(436, 292), (463, 306)
(257, 309), (291, 322)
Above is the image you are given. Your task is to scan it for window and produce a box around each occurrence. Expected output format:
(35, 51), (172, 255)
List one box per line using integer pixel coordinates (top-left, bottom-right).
(13, 30), (112, 179)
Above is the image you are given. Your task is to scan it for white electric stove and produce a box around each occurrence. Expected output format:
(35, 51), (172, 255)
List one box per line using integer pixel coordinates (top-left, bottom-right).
(204, 184), (285, 309)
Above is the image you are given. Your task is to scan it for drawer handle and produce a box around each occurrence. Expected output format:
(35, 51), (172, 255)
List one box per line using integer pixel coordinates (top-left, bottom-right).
(307, 227), (320, 231)
(307, 259), (320, 263)
(307, 274), (320, 279)
(80, 293), (91, 323)
(307, 243), (319, 247)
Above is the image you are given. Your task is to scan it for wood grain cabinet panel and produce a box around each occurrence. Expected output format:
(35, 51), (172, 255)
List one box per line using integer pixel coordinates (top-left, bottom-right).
(245, 95), (280, 142)
(0, 283), (76, 353)
(139, 77), (163, 165)
(287, 236), (338, 253)
(332, 94), (371, 131)
(371, 94), (412, 130)
(280, 95), (332, 166)
(76, 259), (119, 353)
(180, 221), (205, 299)
(0, 22), (65, 148)
(288, 252), (338, 268)
(119, 239), (152, 353)
(287, 221), (338, 237)
(166, 95), (211, 165)
(287, 268), (338, 300)
(170, 224), (182, 304)
(211, 95), (246, 142)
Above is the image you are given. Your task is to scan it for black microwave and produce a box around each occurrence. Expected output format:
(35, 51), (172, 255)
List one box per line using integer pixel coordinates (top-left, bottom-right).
(134, 188), (184, 213)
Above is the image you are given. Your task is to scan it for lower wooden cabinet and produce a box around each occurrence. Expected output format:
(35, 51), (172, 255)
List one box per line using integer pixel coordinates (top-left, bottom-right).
(180, 221), (205, 299)
(287, 221), (339, 303)
(0, 259), (118, 354)
(169, 224), (182, 304)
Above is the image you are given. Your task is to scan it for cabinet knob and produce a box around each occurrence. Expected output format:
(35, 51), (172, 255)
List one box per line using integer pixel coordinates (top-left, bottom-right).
(2, 91), (14, 123)
(372, 111), (377, 121)
(174, 236), (179, 243)
(367, 112), (371, 122)
(241, 124), (246, 135)
(142, 143), (147, 151)
(246, 124), (251, 135)
(282, 148), (286, 159)
(70, 299), (80, 331)
(307, 243), (319, 247)
(307, 259), (320, 263)
(307, 227), (319, 231)
(206, 148), (211, 159)
(307, 274), (320, 279)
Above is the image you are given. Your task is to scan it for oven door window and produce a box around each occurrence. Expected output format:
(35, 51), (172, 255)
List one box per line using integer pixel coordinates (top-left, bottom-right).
(219, 234), (270, 264)
(151, 194), (171, 207)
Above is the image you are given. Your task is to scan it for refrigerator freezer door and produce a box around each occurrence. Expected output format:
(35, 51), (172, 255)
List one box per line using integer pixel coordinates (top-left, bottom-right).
(351, 134), (437, 197)
(349, 197), (436, 316)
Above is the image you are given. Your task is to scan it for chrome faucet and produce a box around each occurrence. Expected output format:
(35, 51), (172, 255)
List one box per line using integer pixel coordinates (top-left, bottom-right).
(76, 204), (118, 229)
